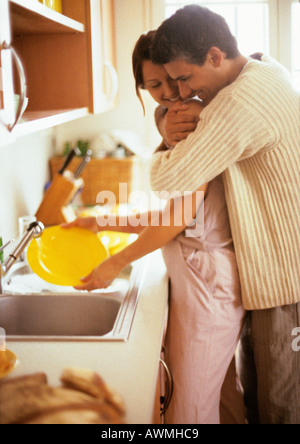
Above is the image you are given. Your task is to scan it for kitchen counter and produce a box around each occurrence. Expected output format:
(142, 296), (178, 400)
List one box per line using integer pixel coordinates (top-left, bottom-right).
(4, 250), (169, 424)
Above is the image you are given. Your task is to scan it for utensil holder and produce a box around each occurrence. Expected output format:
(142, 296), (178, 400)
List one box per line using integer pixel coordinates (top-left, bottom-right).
(35, 173), (83, 226)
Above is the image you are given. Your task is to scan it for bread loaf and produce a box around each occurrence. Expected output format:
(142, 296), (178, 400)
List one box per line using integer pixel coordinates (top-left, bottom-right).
(0, 368), (125, 424)
(61, 367), (125, 415)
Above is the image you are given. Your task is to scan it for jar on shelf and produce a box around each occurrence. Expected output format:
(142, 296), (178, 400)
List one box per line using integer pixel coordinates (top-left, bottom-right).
(38, 0), (62, 14)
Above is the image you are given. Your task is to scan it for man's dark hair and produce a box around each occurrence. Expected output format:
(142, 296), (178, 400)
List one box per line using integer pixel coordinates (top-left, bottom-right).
(151, 5), (240, 66)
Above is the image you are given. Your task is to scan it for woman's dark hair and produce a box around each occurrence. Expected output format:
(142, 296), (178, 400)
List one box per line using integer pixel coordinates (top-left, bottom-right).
(151, 5), (240, 66)
(132, 30), (156, 113)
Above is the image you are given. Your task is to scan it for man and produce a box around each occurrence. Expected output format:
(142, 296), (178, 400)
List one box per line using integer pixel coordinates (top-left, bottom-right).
(150, 5), (300, 424)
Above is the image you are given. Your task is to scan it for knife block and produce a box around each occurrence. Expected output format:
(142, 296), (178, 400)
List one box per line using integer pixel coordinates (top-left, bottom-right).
(49, 156), (142, 205)
(35, 173), (83, 227)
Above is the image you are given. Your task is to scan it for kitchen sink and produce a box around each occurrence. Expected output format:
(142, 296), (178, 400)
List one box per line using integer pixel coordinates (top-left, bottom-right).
(0, 259), (147, 342)
(0, 294), (121, 339)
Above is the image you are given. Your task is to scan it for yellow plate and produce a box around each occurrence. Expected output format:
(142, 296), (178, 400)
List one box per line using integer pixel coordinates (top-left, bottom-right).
(0, 349), (18, 379)
(98, 231), (138, 256)
(27, 226), (109, 287)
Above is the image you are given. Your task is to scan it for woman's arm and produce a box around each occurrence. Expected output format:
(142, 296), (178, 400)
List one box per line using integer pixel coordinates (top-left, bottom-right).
(63, 212), (160, 235)
(113, 185), (207, 264)
(74, 183), (208, 291)
(71, 100), (207, 290)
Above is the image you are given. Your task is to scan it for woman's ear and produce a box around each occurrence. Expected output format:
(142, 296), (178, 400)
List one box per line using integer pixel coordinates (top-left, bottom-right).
(207, 47), (223, 67)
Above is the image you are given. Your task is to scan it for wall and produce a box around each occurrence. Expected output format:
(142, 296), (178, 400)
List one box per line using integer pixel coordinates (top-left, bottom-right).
(0, 130), (55, 241)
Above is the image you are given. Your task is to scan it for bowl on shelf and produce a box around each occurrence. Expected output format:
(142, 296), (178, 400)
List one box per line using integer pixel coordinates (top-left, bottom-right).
(38, 0), (62, 13)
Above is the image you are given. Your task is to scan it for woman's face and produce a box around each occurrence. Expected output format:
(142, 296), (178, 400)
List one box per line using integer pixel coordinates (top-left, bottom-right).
(142, 60), (180, 108)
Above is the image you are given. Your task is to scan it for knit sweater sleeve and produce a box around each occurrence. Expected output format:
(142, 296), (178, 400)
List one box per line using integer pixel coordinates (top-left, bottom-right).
(150, 92), (274, 194)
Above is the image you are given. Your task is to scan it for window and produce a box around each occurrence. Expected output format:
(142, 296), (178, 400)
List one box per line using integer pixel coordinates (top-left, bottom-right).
(164, 0), (300, 91)
(291, 1), (300, 90)
(165, 0), (269, 57)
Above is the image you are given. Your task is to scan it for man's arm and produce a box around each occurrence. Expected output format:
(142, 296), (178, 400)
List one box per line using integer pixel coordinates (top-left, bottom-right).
(151, 94), (273, 194)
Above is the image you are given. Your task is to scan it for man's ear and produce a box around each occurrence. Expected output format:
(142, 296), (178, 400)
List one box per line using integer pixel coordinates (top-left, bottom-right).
(207, 47), (223, 67)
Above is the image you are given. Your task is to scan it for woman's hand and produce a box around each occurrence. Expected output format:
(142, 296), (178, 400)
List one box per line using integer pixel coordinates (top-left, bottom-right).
(74, 256), (124, 291)
(62, 217), (99, 234)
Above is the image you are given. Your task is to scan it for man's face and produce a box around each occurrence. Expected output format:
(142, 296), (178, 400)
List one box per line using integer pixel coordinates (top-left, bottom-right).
(164, 56), (226, 106)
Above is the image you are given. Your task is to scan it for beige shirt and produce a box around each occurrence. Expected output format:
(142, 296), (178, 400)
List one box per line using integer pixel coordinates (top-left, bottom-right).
(150, 56), (300, 310)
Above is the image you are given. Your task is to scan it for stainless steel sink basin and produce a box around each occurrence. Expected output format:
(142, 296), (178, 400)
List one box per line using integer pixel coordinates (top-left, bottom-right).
(0, 259), (147, 342)
(0, 294), (121, 340)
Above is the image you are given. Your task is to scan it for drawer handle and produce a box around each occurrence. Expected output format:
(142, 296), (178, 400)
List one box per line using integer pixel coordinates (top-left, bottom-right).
(3, 41), (27, 131)
(160, 358), (173, 415)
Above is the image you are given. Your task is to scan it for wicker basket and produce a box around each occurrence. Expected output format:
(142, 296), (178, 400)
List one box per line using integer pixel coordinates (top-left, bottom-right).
(49, 156), (142, 205)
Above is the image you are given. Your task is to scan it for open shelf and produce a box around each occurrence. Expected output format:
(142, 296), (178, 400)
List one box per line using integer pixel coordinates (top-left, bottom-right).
(10, 0), (85, 35)
(8, 1), (89, 138)
(14, 108), (89, 136)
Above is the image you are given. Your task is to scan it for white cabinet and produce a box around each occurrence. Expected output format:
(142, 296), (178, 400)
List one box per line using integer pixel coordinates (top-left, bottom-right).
(90, 0), (118, 113)
(0, 0), (118, 146)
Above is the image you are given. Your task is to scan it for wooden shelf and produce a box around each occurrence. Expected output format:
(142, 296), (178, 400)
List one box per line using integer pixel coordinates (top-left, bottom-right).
(13, 108), (89, 136)
(10, 0), (85, 35)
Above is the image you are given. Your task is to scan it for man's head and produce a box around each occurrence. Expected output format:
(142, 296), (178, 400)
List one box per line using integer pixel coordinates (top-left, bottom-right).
(151, 5), (243, 105)
(151, 5), (239, 66)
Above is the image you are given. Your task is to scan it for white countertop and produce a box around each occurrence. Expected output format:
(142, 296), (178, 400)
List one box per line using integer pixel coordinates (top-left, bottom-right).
(4, 250), (169, 424)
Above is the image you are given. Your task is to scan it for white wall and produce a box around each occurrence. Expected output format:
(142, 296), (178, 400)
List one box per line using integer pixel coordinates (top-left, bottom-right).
(0, 129), (55, 241)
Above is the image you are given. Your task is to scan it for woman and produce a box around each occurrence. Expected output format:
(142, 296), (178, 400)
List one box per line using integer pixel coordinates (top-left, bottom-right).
(64, 31), (245, 424)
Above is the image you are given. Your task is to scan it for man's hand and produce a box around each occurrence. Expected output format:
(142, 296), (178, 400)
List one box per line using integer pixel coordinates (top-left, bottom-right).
(156, 102), (200, 147)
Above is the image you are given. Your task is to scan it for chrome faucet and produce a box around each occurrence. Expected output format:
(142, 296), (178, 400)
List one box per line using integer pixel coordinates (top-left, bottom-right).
(0, 221), (44, 294)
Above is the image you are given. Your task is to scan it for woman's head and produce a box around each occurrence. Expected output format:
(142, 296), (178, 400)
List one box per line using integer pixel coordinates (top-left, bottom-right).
(132, 30), (180, 111)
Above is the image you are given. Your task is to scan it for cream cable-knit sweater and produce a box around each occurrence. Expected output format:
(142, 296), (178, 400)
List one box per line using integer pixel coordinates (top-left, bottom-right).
(150, 56), (300, 310)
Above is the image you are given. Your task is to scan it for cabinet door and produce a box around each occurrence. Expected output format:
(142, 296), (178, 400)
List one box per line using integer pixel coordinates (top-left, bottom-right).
(88, 0), (118, 114)
(100, 0), (118, 108)
(0, 0), (15, 146)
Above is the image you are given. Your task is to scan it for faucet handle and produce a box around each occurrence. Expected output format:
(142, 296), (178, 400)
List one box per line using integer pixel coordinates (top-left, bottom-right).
(27, 221), (44, 238)
(0, 239), (14, 253)
(1, 222), (44, 277)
